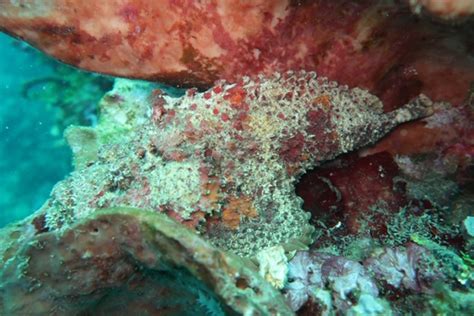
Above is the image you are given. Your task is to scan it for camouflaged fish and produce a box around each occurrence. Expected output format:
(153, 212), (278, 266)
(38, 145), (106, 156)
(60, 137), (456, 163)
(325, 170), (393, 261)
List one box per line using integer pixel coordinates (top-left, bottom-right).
(40, 71), (432, 257)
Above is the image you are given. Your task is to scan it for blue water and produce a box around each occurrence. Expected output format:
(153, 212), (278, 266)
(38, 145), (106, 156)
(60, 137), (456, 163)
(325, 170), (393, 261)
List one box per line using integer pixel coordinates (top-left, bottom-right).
(0, 34), (76, 227)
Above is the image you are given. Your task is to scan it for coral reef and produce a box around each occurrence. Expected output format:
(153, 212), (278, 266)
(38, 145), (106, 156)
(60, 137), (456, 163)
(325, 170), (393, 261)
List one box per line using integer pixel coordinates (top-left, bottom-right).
(0, 0), (473, 104)
(297, 152), (408, 235)
(292, 93), (473, 313)
(284, 242), (473, 315)
(284, 250), (381, 313)
(38, 72), (433, 258)
(0, 0), (473, 314)
(0, 207), (292, 315)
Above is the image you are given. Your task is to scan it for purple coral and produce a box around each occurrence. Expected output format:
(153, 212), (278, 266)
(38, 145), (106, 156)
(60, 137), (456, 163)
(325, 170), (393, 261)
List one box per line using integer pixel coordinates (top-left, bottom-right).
(365, 243), (442, 293)
(284, 243), (444, 313)
(284, 251), (379, 312)
(284, 251), (330, 311)
(321, 256), (379, 300)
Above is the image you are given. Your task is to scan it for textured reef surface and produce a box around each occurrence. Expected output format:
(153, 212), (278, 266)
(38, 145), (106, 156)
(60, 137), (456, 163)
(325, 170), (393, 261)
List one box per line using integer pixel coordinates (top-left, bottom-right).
(0, 0), (473, 315)
(1, 0), (473, 98)
(39, 73), (434, 258)
(0, 207), (293, 315)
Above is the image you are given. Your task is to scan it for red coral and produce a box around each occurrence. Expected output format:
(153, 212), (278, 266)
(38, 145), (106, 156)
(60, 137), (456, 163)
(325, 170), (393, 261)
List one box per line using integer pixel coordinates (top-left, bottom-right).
(297, 152), (407, 235)
(5, 0), (473, 103)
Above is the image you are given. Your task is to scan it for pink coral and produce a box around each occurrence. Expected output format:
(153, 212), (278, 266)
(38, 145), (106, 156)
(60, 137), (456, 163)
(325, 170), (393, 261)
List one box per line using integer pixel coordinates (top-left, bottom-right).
(365, 243), (441, 293)
(284, 251), (379, 313)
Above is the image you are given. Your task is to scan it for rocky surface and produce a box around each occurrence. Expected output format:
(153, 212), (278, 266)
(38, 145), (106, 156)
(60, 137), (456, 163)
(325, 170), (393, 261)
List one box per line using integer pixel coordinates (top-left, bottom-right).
(37, 73), (434, 257)
(0, 1), (472, 314)
(0, 207), (292, 315)
(1, 0), (473, 107)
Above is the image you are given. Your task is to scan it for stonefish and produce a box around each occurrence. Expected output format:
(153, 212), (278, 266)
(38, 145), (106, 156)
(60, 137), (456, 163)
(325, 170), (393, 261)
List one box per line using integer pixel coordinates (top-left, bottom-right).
(32, 71), (434, 257)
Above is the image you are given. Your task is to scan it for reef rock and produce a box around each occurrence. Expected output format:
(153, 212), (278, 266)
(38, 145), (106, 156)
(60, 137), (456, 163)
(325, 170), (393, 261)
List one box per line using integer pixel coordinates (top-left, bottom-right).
(284, 244), (447, 314)
(33, 71), (434, 257)
(0, 0), (473, 108)
(0, 1), (472, 314)
(0, 207), (293, 315)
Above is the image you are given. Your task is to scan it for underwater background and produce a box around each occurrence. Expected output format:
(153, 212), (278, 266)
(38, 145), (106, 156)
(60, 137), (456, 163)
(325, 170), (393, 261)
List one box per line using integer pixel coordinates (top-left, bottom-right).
(0, 33), (71, 227)
(0, 33), (112, 227)
(0, 1), (473, 315)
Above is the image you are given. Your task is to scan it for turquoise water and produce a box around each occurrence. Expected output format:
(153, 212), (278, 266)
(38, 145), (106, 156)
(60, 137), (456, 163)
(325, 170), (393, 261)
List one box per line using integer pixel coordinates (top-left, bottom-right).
(0, 34), (70, 226)
(0, 34), (112, 227)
